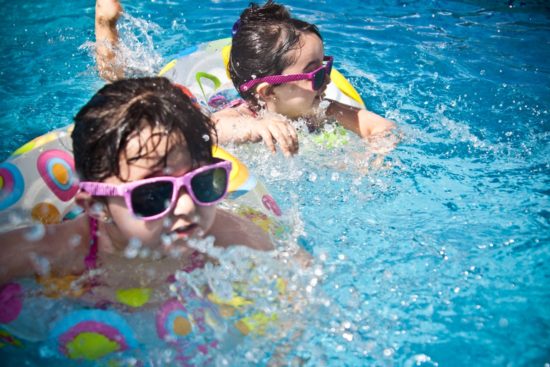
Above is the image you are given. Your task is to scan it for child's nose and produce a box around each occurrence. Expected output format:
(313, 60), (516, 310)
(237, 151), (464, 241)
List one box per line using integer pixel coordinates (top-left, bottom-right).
(172, 187), (197, 217)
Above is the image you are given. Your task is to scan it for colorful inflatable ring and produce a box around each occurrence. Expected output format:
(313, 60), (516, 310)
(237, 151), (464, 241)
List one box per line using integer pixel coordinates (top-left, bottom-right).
(50, 309), (138, 360)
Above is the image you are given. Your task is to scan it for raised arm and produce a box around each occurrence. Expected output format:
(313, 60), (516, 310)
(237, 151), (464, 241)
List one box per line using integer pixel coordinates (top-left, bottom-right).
(326, 99), (395, 138)
(95, 0), (124, 81)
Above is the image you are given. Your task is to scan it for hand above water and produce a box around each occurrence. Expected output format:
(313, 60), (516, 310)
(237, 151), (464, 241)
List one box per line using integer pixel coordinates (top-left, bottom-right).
(213, 107), (299, 157)
(246, 115), (299, 157)
(96, 0), (123, 25)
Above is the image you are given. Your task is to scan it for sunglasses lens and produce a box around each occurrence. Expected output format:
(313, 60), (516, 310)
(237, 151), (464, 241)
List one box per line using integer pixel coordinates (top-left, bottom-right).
(131, 181), (174, 218)
(313, 69), (326, 90)
(190, 167), (228, 204)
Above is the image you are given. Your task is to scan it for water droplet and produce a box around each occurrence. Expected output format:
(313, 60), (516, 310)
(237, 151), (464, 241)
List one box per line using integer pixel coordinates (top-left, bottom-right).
(24, 223), (46, 242)
(124, 237), (142, 258)
(342, 332), (353, 342)
(202, 134), (210, 142)
(161, 233), (173, 247)
(69, 234), (82, 247)
(29, 252), (50, 275)
(498, 318), (509, 327)
(139, 247), (151, 258)
(318, 99), (330, 109)
(90, 202), (106, 216)
(163, 217), (173, 229)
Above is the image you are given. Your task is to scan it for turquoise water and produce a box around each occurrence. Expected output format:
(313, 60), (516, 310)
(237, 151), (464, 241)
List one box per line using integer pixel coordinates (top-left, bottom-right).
(1, 0), (549, 366)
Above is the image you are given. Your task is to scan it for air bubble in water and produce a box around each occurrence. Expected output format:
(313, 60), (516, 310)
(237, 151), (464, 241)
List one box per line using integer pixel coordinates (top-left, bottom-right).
(308, 173), (318, 182)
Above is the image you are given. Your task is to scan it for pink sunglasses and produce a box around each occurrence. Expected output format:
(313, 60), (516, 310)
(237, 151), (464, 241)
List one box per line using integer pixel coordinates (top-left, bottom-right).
(79, 160), (232, 221)
(239, 56), (334, 93)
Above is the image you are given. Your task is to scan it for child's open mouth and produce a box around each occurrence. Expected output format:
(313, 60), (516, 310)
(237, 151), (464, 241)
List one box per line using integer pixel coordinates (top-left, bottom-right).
(170, 223), (198, 239)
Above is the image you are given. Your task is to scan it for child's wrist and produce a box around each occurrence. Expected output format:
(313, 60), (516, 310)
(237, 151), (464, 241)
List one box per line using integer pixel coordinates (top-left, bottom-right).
(96, 16), (118, 27)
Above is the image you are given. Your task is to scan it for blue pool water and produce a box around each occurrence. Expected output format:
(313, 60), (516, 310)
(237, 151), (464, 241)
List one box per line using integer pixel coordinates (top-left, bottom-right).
(1, 0), (549, 366)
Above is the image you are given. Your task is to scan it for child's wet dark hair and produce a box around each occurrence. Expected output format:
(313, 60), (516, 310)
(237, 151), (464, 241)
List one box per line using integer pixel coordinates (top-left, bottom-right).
(229, 0), (321, 106)
(72, 77), (215, 182)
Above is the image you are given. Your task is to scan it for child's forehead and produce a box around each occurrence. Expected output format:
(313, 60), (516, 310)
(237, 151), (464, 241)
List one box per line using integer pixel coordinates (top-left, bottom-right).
(128, 124), (184, 149)
(120, 127), (190, 176)
(286, 32), (324, 68)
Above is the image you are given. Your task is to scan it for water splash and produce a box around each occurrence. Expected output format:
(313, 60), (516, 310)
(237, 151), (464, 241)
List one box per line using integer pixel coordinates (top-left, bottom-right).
(80, 13), (163, 78)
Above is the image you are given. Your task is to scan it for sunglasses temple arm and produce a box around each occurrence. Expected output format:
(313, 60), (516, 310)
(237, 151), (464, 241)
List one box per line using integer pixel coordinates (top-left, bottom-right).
(79, 182), (124, 196)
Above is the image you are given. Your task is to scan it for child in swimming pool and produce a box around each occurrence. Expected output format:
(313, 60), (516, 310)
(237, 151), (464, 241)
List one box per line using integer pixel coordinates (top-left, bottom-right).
(94, 0), (394, 157)
(215, 0), (395, 155)
(0, 77), (273, 300)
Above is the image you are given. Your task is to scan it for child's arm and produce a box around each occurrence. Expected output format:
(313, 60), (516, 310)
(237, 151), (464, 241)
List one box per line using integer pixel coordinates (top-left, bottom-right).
(95, 0), (124, 81)
(326, 99), (395, 138)
(210, 209), (274, 251)
(0, 216), (89, 284)
(212, 106), (299, 157)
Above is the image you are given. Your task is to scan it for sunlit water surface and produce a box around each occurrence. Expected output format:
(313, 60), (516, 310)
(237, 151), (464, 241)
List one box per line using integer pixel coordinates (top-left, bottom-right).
(1, 0), (549, 366)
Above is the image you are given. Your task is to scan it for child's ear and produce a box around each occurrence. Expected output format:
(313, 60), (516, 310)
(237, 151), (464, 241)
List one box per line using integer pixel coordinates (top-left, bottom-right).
(255, 82), (276, 102)
(74, 192), (112, 223)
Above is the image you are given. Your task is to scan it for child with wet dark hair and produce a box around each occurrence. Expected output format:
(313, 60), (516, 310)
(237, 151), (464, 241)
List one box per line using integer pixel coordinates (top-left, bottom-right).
(214, 0), (395, 155)
(0, 77), (272, 294)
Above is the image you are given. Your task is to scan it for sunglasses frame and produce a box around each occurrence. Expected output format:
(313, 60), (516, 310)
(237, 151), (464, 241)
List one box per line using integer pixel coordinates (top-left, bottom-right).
(79, 160), (232, 221)
(239, 56), (333, 93)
